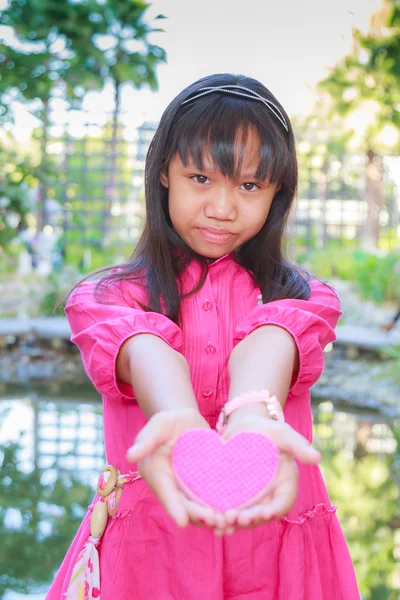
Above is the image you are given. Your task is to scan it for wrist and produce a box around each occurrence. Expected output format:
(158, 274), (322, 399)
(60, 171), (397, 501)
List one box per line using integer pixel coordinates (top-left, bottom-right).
(159, 406), (203, 418)
(166, 406), (210, 427)
(226, 402), (270, 426)
(216, 390), (284, 434)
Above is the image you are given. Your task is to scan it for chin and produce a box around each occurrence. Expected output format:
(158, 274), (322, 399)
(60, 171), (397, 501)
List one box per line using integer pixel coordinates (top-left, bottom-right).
(195, 246), (228, 260)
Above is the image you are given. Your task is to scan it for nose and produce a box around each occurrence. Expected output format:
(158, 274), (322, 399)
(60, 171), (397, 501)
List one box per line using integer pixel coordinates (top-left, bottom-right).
(204, 185), (236, 220)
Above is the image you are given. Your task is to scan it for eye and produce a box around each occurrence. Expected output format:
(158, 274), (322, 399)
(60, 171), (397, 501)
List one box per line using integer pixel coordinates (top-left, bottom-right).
(240, 182), (260, 192)
(192, 175), (211, 185)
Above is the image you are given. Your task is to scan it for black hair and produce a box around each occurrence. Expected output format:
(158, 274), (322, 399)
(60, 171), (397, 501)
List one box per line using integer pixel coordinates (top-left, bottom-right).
(71, 73), (310, 324)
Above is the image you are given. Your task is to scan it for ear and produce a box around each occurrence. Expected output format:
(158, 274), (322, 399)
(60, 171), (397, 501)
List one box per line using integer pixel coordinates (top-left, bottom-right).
(160, 170), (169, 188)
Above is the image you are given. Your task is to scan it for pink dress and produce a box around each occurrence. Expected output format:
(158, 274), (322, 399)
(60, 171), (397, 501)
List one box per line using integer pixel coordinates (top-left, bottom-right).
(46, 254), (359, 599)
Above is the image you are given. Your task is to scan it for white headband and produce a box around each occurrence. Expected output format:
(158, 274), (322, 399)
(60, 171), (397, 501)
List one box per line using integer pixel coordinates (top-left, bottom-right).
(181, 84), (289, 132)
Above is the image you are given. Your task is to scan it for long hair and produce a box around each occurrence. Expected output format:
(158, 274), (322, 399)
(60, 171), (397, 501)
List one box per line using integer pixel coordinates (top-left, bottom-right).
(72, 73), (310, 324)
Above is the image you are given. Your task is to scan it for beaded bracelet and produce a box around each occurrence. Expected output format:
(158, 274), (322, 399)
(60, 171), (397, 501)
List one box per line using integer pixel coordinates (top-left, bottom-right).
(216, 390), (284, 434)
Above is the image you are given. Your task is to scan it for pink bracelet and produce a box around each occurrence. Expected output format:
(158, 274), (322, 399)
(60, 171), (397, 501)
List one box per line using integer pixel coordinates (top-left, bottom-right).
(216, 390), (284, 434)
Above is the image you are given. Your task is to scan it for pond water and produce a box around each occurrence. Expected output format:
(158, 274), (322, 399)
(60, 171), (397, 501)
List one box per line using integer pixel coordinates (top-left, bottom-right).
(1, 384), (399, 600)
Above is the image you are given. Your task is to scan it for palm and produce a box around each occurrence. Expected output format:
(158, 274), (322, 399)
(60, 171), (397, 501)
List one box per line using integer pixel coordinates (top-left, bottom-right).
(137, 426), (180, 495)
(130, 408), (226, 529)
(222, 415), (317, 531)
(253, 453), (298, 511)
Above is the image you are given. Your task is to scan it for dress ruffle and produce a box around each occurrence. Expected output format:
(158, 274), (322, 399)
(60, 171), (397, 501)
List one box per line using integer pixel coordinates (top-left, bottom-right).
(47, 488), (359, 600)
(224, 504), (359, 600)
(273, 504), (360, 599)
(66, 283), (182, 401)
(233, 298), (341, 396)
(282, 501), (336, 524)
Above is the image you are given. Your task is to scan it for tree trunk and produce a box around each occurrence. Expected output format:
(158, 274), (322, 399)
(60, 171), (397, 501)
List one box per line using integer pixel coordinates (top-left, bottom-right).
(37, 97), (50, 232)
(103, 79), (121, 247)
(318, 162), (329, 248)
(362, 149), (384, 250)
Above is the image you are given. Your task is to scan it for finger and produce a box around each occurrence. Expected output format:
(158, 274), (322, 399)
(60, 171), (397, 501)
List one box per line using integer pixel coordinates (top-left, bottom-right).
(127, 413), (172, 462)
(214, 524), (237, 536)
(238, 518), (261, 530)
(183, 499), (218, 528)
(212, 509), (234, 535)
(236, 505), (266, 528)
(236, 511), (276, 530)
(235, 491), (273, 527)
(224, 509), (238, 526)
(143, 462), (188, 528)
(214, 511), (227, 531)
(278, 426), (321, 464)
(259, 480), (298, 521)
(214, 528), (225, 537)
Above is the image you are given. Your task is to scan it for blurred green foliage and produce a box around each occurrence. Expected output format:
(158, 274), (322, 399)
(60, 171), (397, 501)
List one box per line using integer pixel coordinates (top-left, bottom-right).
(64, 242), (134, 271)
(0, 0), (165, 244)
(0, 0), (166, 118)
(39, 272), (73, 316)
(305, 245), (400, 303)
(319, 0), (400, 154)
(0, 141), (56, 248)
(0, 437), (94, 597)
(55, 120), (145, 252)
(316, 0), (400, 251)
(314, 408), (400, 599)
(1, 400), (399, 599)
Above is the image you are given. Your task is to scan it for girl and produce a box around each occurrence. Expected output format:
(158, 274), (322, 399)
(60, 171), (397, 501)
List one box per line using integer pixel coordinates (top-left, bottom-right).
(47, 73), (359, 599)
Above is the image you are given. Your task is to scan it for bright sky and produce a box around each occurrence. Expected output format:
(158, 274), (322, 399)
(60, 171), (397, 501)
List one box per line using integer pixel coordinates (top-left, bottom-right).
(113, 0), (383, 123)
(10, 0), (383, 136)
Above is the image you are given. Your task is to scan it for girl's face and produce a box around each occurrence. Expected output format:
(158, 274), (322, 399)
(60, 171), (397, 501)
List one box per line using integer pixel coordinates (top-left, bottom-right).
(160, 129), (278, 260)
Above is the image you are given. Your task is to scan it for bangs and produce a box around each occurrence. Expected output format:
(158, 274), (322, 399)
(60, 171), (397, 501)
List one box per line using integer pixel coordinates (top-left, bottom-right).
(167, 94), (291, 184)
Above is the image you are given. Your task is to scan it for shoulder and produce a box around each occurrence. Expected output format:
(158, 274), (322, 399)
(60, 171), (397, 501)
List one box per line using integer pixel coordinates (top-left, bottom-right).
(306, 276), (341, 311)
(67, 273), (149, 310)
(294, 274), (341, 316)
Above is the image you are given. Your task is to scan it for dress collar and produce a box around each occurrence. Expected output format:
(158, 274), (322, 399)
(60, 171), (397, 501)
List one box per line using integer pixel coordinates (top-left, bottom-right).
(207, 253), (233, 268)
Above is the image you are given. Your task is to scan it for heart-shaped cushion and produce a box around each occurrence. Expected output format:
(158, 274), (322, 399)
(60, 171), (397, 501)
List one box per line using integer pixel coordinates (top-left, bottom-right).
(172, 429), (279, 512)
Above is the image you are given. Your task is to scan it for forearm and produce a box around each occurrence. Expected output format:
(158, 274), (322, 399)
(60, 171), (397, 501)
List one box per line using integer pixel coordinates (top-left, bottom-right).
(227, 325), (299, 423)
(117, 334), (199, 418)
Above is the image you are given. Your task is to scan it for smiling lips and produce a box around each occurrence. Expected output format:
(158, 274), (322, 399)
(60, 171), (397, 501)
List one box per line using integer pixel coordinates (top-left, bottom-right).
(198, 227), (236, 244)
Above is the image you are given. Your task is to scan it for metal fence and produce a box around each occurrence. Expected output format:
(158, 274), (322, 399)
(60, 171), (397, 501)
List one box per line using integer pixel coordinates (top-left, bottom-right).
(38, 110), (400, 265)
(293, 153), (399, 251)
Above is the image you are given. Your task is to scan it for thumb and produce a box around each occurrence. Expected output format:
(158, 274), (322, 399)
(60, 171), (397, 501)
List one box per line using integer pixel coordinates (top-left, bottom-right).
(279, 426), (322, 465)
(126, 412), (172, 462)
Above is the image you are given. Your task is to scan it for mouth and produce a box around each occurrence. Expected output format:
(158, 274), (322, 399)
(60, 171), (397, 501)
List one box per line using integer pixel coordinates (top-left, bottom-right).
(197, 227), (236, 244)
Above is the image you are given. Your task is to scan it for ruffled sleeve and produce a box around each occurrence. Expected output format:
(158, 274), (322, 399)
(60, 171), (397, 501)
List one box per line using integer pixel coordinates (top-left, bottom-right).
(233, 279), (341, 396)
(65, 281), (183, 401)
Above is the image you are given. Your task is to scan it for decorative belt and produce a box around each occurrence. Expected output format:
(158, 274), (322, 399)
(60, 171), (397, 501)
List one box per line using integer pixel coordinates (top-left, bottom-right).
(65, 465), (142, 599)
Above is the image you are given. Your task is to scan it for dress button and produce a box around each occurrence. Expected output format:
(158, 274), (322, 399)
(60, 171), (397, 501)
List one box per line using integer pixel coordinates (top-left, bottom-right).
(203, 300), (213, 312)
(202, 388), (213, 398)
(205, 343), (216, 355)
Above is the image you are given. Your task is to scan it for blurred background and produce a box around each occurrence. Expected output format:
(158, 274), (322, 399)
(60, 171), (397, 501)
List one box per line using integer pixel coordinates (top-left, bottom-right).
(0, 0), (400, 598)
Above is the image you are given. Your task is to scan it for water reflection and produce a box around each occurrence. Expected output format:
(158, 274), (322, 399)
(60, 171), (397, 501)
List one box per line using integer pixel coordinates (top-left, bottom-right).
(0, 393), (104, 481)
(314, 402), (400, 599)
(1, 392), (399, 599)
(0, 392), (101, 599)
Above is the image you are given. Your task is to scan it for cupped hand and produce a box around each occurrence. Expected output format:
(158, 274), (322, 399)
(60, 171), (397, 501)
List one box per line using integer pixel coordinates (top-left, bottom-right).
(219, 415), (322, 535)
(126, 407), (226, 531)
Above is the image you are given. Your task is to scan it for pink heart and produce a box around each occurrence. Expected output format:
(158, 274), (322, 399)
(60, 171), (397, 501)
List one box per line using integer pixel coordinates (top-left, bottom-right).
(172, 429), (279, 512)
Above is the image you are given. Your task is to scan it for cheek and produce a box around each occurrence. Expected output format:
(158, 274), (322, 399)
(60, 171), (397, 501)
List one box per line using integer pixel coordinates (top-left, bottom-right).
(242, 200), (272, 230)
(169, 196), (196, 232)
(169, 186), (201, 220)
(168, 202), (181, 231)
